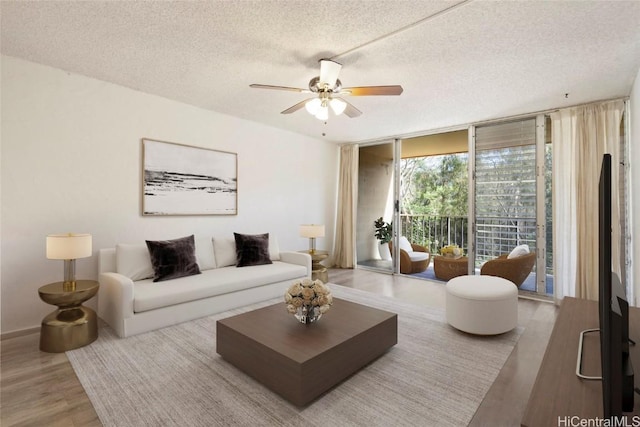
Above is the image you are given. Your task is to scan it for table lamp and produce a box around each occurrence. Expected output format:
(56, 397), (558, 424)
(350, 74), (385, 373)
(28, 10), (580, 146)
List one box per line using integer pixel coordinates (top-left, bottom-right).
(46, 233), (92, 291)
(299, 224), (324, 254)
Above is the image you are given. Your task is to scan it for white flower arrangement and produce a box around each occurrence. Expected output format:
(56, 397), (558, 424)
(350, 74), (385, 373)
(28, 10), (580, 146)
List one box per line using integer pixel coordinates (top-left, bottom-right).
(284, 279), (332, 322)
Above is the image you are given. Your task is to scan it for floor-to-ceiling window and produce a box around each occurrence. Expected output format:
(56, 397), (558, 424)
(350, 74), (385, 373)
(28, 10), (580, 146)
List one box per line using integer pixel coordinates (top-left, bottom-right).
(544, 116), (554, 294)
(360, 118), (553, 298)
(353, 104), (633, 302)
(355, 121), (553, 297)
(471, 117), (552, 297)
(356, 142), (395, 273)
(356, 131), (471, 280)
(399, 131), (469, 281)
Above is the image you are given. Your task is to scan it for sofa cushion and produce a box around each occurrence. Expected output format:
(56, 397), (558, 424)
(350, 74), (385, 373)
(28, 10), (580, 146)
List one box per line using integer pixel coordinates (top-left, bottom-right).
(115, 238), (215, 280)
(195, 237), (216, 270)
(213, 237), (237, 267)
(399, 236), (413, 253)
(234, 233), (273, 267)
(213, 235), (281, 267)
(268, 236), (281, 261)
(508, 244), (530, 259)
(146, 235), (201, 282)
(409, 252), (429, 262)
(133, 261), (306, 313)
(116, 243), (154, 281)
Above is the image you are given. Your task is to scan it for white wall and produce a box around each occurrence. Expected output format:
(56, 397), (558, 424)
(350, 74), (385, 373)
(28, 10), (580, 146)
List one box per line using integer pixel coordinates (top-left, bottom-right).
(631, 67), (640, 306)
(0, 56), (338, 334)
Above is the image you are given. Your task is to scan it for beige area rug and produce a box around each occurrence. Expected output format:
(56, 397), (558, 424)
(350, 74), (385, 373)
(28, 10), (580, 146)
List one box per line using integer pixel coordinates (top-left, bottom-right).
(67, 285), (522, 427)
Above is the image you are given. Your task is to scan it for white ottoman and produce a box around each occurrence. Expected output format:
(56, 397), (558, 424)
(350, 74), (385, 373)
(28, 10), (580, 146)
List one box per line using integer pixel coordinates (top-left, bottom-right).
(446, 275), (518, 335)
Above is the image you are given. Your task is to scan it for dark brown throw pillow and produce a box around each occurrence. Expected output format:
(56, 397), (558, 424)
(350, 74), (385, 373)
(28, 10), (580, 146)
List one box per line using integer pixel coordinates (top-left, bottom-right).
(234, 232), (273, 267)
(145, 235), (201, 282)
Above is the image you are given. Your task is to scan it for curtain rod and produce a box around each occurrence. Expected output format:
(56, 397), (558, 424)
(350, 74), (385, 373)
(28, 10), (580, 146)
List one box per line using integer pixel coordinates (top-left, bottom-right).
(470, 96), (629, 127)
(344, 96), (629, 146)
(530, 96), (629, 117)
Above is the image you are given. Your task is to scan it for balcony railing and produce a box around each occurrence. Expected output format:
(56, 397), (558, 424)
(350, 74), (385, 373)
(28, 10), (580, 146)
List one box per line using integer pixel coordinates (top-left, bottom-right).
(400, 214), (468, 255)
(400, 214), (550, 272)
(475, 216), (536, 266)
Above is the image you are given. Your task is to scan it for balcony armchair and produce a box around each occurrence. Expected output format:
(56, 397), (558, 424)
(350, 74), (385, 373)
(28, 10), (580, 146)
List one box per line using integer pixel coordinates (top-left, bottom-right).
(389, 237), (431, 274)
(480, 251), (536, 287)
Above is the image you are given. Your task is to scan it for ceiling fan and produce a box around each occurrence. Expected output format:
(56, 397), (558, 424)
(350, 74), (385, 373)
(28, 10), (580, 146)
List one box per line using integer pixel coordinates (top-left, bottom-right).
(250, 59), (403, 120)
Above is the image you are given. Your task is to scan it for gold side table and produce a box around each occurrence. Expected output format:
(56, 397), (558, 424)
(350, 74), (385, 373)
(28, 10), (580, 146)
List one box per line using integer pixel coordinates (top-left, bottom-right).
(38, 280), (99, 353)
(299, 250), (329, 283)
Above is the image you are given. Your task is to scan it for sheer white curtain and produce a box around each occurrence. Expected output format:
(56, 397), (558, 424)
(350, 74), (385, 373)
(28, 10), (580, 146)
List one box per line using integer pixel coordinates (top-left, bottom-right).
(551, 100), (624, 302)
(333, 144), (358, 268)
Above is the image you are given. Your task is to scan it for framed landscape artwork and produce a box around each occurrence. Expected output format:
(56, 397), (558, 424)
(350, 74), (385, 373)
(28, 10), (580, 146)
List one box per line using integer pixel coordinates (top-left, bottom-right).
(142, 139), (238, 215)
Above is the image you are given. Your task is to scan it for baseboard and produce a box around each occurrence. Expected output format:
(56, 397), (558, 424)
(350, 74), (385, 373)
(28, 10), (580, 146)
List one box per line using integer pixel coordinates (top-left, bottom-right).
(1, 326), (40, 341)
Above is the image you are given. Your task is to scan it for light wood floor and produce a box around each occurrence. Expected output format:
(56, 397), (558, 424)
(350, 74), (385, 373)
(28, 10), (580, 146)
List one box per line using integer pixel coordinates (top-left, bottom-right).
(330, 268), (559, 427)
(1, 268), (558, 426)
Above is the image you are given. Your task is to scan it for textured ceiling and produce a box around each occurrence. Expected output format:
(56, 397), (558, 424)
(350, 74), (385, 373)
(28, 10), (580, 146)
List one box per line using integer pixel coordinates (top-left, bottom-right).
(2, 1), (640, 143)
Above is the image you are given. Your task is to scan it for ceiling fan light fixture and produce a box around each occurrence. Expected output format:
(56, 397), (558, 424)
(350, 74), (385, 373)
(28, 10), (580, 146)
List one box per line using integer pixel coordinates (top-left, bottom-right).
(305, 98), (322, 115)
(329, 98), (347, 116)
(251, 60), (402, 119)
(315, 105), (329, 120)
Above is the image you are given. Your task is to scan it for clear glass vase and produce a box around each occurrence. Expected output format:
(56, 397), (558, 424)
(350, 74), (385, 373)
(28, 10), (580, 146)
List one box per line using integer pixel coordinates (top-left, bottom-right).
(294, 304), (322, 324)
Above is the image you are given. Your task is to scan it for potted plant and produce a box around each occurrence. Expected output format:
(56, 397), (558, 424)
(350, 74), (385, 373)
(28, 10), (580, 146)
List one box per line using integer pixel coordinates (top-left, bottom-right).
(374, 217), (392, 260)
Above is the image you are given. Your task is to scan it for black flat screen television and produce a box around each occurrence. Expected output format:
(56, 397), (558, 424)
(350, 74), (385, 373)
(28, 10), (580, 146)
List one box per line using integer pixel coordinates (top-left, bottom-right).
(599, 153), (634, 419)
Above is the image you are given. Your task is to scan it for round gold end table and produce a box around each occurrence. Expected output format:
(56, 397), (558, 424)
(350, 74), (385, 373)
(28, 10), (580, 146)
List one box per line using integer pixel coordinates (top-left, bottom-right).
(38, 280), (99, 353)
(299, 250), (329, 283)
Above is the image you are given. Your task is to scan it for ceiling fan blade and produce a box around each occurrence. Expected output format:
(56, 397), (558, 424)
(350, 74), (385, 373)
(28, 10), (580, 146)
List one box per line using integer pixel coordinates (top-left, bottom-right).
(340, 98), (362, 118)
(280, 98), (312, 114)
(250, 84), (310, 93)
(319, 59), (342, 88)
(340, 85), (404, 96)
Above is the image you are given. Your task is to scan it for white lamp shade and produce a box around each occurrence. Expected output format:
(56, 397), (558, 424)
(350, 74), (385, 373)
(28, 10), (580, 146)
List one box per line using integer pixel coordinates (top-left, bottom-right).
(299, 224), (325, 238)
(46, 233), (92, 260)
(305, 98), (322, 115)
(330, 98), (347, 115)
(315, 105), (329, 120)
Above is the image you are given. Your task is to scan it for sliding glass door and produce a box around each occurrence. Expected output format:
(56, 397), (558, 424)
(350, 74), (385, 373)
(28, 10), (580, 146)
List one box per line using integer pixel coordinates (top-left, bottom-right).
(471, 117), (552, 296)
(355, 141), (397, 273)
(354, 119), (553, 297)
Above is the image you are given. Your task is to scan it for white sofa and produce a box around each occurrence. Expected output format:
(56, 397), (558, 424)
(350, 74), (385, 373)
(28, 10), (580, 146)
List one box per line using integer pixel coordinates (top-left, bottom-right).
(98, 235), (311, 337)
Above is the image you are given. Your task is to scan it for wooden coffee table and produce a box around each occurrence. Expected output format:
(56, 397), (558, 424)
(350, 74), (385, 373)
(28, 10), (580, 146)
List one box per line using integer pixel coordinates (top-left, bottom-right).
(216, 298), (397, 406)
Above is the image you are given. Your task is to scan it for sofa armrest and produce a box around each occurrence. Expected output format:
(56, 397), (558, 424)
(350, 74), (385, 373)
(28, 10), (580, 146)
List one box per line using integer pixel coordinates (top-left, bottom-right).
(280, 251), (312, 278)
(98, 272), (135, 338)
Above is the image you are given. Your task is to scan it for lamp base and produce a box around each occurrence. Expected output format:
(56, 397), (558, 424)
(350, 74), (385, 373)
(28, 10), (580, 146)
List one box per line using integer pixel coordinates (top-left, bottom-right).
(63, 259), (76, 291)
(63, 281), (76, 292)
(308, 237), (316, 254)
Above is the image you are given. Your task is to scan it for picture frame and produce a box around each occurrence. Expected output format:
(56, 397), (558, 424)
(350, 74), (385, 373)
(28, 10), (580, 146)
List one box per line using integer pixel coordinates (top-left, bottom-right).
(141, 138), (237, 215)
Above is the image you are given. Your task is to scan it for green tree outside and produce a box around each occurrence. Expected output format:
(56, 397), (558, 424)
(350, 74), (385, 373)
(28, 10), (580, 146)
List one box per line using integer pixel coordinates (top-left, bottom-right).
(400, 154), (468, 252)
(401, 154), (468, 216)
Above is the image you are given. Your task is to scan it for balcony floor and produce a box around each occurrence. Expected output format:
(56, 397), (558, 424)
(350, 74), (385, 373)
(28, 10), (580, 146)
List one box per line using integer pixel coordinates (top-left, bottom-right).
(357, 259), (553, 296)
